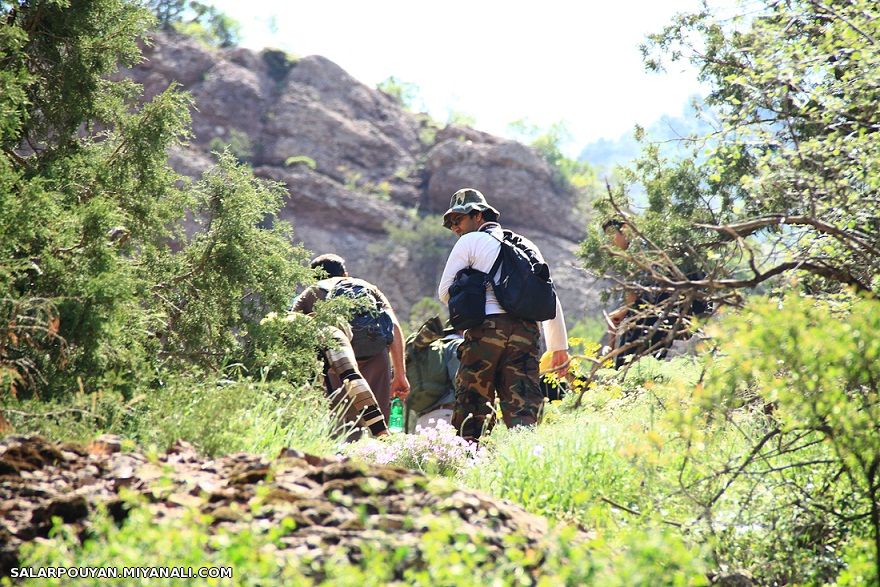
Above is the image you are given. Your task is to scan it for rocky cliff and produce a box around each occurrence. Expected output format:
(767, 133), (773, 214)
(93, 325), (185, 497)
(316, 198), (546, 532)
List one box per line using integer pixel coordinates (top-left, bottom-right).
(125, 32), (602, 324)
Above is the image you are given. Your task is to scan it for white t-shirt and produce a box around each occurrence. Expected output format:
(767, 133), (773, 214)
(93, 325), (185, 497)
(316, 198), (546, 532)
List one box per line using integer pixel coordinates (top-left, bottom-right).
(437, 223), (568, 352)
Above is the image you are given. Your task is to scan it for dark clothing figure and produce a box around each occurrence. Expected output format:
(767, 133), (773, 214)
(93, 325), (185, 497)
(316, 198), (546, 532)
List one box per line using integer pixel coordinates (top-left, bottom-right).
(602, 219), (711, 368)
(613, 270), (711, 368)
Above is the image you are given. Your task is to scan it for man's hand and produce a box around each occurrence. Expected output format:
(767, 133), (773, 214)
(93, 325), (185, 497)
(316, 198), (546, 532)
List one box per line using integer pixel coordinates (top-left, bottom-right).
(606, 305), (629, 328)
(391, 373), (410, 400)
(548, 349), (570, 378)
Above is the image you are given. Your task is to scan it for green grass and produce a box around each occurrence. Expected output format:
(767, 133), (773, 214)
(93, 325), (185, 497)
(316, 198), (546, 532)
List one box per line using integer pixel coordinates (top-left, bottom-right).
(1, 375), (341, 458)
(2, 348), (875, 584)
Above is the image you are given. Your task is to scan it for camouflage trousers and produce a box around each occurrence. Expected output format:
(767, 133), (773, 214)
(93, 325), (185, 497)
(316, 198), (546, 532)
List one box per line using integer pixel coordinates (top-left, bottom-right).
(452, 314), (543, 441)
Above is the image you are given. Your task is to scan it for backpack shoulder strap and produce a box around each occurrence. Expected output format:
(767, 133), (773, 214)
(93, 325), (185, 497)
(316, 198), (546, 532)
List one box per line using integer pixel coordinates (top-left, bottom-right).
(480, 224), (505, 278)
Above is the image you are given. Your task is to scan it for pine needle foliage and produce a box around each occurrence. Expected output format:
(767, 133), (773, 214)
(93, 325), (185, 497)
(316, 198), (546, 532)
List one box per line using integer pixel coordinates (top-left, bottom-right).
(0, 0), (316, 399)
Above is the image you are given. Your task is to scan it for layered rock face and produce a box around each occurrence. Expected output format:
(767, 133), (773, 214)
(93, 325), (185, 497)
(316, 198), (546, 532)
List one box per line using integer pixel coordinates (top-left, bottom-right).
(125, 32), (602, 324)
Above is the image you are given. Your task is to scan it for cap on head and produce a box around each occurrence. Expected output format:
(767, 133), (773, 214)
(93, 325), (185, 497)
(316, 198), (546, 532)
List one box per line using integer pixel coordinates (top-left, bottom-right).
(601, 218), (625, 232)
(442, 188), (500, 228)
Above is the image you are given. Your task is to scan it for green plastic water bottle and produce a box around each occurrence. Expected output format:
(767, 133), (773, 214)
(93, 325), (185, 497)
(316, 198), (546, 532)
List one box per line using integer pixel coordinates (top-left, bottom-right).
(388, 397), (404, 433)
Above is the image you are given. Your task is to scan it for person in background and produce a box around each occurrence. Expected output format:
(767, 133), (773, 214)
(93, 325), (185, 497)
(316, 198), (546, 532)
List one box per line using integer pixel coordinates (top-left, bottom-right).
(601, 218), (710, 367)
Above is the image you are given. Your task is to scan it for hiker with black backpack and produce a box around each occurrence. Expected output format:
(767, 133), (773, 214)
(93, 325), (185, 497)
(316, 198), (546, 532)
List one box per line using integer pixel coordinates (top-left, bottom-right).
(437, 188), (570, 442)
(291, 254), (410, 422)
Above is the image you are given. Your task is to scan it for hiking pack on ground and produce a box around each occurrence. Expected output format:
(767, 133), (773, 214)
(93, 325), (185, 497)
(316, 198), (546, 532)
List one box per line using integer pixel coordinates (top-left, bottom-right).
(448, 228), (557, 330)
(322, 278), (394, 360)
(404, 316), (457, 416)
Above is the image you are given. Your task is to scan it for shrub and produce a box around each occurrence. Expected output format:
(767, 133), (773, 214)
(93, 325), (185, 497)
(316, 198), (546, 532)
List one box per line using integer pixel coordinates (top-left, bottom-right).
(283, 155), (317, 170)
(2, 3), (318, 401)
(209, 130), (253, 163)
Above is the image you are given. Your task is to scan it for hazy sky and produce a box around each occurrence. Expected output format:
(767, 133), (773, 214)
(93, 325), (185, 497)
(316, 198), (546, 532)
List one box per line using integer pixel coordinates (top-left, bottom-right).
(208, 1), (716, 156)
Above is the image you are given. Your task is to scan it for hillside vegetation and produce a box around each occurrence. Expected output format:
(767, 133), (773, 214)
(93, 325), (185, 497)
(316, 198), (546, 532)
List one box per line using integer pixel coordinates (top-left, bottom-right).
(1, 0), (879, 585)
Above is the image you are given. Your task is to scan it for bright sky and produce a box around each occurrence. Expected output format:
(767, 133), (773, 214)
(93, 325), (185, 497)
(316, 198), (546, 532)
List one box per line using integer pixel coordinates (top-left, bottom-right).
(209, 0), (714, 157)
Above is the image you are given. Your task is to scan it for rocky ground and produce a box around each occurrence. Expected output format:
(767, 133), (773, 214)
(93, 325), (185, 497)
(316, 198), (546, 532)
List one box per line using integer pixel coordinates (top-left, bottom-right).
(0, 435), (565, 580)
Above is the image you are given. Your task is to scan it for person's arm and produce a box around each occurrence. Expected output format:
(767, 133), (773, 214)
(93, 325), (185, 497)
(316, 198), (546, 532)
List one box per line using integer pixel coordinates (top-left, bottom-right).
(540, 296), (570, 376)
(603, 291), (637, 353)
(607, 290), (638, 327)
(437, 237), (472, 303)
(373, 287), (410, 399)
(388, 311), (410, 399)
(290, 286), (318, 314)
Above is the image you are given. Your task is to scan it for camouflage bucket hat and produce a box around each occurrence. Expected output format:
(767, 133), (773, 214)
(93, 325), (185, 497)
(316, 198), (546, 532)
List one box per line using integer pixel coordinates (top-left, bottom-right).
(442, 188), (500, 228)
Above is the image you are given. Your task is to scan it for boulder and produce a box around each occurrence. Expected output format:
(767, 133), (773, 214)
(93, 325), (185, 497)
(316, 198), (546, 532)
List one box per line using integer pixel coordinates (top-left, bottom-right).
(425, 138), (586, 241)
(190, 60), (272, 147)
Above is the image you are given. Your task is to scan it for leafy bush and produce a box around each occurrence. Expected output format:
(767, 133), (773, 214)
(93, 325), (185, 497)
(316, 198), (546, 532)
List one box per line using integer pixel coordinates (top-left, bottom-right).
(581, 0), (880, 320)
(247, 312), (325, 385)
(148, 0), (241, 48)
(283, 155), (317, 170)
(261, 49), (298, 82)
(1, 2), (318, 402)
(208, 131), (254, 163)
(1, 373), (340, 458)
(376, 76), (420, 110)
(507, 119), (600, 203)
(693, 293), (880, 582)
(1, 389), (135, 445)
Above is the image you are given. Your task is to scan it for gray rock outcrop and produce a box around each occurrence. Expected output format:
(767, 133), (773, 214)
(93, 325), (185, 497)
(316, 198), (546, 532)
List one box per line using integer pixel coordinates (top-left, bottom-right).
(124, 32), (603, 325)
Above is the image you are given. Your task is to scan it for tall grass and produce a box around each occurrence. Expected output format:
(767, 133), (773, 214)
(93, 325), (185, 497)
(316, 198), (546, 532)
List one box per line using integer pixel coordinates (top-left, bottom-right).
(1, 375), (341, 458)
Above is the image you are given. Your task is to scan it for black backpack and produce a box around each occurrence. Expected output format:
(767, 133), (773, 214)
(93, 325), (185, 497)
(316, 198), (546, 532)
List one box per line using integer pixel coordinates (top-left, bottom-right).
(448, 268), (489, 330)
(325, 278), (394, 360)
(487, 229), (557, 323)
